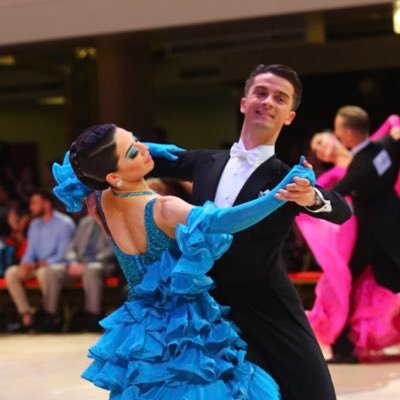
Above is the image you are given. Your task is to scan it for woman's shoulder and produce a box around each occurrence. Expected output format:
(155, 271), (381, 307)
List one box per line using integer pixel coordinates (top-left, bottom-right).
(155, 196), (194, 227)
(156, 195), (192, 215)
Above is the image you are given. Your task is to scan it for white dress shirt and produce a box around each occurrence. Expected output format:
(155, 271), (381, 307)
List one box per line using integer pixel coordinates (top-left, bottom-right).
(214, 140), (275, 208)
(351, 138), (370, 156)
(214, 139), (332, 213)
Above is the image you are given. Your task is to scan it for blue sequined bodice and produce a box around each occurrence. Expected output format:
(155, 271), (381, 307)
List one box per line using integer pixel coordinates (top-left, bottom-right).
(99, 196), (174, 299)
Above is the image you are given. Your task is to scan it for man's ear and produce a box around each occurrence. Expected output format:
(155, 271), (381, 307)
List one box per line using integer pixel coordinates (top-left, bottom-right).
(240, 97), (247, 114)
(284, 111), (296, 126)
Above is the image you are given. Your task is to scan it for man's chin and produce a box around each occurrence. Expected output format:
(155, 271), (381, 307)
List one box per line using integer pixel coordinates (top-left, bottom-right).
(253, 121), (273, 132)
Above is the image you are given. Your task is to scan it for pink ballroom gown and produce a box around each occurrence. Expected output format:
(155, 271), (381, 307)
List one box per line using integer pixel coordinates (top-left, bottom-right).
(296, 115), (400, 357)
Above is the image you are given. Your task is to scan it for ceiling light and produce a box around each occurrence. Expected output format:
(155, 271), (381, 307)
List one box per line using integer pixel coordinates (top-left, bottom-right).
(75, 47), (97, 59)
(393, 0), (400, 34)
(0, 55), (16, 66)
(38, 96), (66, 106)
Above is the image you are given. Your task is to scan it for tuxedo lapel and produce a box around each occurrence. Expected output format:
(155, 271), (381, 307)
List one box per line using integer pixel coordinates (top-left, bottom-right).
(234, 155), (281, 205)
(196, 151), (230, 203)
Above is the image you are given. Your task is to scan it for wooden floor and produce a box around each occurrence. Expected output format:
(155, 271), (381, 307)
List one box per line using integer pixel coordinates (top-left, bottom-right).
(0, 334), (399, 399)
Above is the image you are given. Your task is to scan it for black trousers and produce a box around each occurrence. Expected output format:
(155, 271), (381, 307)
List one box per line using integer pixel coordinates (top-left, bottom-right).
(212, 282), (337, 400)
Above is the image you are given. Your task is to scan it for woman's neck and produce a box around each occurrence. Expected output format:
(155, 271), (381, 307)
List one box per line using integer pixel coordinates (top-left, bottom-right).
(111, 179), (153, 195)
(334, 146), (352, 168)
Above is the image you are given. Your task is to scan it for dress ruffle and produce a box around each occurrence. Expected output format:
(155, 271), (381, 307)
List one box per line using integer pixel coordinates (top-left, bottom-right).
(82, 201), (280, 399)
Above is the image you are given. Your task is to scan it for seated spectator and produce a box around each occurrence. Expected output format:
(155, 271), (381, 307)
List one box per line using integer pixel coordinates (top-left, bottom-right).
(5, 190), (75, 332)
(15, 164), (39, 205)
(64, 214), (117, 332)
(0, 182), (18, 237)
(0, 202), (31, 277)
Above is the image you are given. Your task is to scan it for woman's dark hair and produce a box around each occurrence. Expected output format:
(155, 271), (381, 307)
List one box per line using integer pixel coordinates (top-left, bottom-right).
(69, 123), (119, 190)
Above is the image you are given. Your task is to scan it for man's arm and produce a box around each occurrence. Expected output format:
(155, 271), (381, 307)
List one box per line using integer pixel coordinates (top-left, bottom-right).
(303, 186), (352, 224)
(95, 234), (115, 261)
(46, 222), (75, 264)
(150, 150), (201, 181)
(20, 221), (37, 264)
(275, 159), (352, 224)
(333, 149), (385, 197)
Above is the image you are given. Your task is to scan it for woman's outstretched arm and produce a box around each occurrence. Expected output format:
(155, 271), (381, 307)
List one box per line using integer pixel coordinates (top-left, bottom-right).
(159, 158), (316, 235)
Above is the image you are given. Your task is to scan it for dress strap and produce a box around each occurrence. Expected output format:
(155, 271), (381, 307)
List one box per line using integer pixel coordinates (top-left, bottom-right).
(96, 191), (112, 237)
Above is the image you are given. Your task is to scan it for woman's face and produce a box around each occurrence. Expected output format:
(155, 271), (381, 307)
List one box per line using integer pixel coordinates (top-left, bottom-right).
(113, 127), (154, 184)
(311, 132), (337, 163)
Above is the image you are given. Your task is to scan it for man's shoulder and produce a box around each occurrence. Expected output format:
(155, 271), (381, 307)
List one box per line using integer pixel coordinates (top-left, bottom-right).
(352, 142), (383, 164)
(268, 155), (291, 175)
(361, 140), (382, 153)
(78, 215), (95, 227)
(53, 211), (75, 227)
(29, 217), (41, 228)
(188, 148), (228, 157)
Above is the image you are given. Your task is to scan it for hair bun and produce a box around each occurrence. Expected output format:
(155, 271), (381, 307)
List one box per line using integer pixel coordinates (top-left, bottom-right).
(69, 142), (108, 191)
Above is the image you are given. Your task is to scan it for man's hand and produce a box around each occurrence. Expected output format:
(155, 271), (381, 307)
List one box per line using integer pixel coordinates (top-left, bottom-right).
(68, 262), (85, 277)
(37, 260), (48, 268)
(18, 262), (35, 279)
(143, 142), (186, 161)
(275, 158), (316, 207)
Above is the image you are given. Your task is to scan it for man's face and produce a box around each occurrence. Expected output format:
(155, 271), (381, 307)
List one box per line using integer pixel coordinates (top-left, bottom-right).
(240, 72), (296, 144)
(334, 114), (351, 148)
(29, 194), (45, 217)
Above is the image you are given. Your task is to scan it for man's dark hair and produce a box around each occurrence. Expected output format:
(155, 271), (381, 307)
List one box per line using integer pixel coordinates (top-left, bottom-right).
(336, 106), (370, 135)
(244, 64), (302, 111)
(31, 189), (56, 207)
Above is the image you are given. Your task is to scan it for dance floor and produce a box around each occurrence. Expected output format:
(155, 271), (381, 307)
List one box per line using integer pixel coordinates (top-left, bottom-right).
(0, 334), (399, 399)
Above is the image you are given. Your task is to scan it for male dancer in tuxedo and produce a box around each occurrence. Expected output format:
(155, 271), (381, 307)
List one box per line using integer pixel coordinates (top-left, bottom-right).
(330, 105), (400, 363)
(151, 64), (351, 399)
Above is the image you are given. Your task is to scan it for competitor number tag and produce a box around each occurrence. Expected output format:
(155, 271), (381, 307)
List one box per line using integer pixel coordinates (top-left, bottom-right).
(373, 149), (391, 176)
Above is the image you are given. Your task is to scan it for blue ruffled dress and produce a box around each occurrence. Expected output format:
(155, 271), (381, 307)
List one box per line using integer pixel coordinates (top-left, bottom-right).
(82, 197), (280, 399)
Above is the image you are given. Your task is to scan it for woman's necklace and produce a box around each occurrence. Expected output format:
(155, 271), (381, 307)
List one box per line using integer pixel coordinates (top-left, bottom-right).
(111, 189), (156, 198)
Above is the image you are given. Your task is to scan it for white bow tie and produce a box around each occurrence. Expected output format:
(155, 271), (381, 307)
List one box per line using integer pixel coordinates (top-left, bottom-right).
(230, 142), (261, 166)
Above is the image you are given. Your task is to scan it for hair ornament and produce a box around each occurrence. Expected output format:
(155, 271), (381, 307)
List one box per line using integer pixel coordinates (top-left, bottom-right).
(52, 150), (93, 212)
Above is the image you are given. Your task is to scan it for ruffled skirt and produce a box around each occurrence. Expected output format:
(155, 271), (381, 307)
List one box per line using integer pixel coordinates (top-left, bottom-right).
(83, 203), (280, 399)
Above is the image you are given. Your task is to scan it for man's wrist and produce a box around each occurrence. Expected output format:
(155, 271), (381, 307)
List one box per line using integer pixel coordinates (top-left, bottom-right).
(313, 189), (323, 207)
(305, 188), (332, 213)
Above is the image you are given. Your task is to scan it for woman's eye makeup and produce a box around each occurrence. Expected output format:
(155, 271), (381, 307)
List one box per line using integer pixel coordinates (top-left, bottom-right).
(126, 145), (139, 159)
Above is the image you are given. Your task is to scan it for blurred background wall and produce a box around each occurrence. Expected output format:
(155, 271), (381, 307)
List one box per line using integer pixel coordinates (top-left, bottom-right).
(0, 0), (399, 183)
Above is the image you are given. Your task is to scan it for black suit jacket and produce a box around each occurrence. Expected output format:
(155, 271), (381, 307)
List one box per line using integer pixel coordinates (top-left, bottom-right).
(333, 137), (400, 291)
(153, 150), (351, 400)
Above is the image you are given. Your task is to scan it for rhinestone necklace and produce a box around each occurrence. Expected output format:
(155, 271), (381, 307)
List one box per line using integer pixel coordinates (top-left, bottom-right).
(111, 189), (156, 198)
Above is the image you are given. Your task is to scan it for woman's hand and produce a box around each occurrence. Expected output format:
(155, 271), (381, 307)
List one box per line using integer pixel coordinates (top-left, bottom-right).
(275, 158), (316, 207)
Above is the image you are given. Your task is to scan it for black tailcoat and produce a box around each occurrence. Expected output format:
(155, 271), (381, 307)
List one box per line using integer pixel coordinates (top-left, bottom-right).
(153, 150), (351, 400)
(333, 137), (400, 292)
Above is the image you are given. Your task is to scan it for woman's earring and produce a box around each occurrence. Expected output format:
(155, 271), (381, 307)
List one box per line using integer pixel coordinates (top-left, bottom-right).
(116, 178), (123, 188)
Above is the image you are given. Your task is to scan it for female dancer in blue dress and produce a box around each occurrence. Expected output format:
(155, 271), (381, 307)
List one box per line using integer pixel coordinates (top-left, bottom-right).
(53, 123), (315, 400)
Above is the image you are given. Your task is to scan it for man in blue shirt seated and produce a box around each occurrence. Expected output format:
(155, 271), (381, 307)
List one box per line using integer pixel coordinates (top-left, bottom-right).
(5, 190), (75, 332)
